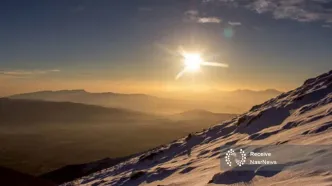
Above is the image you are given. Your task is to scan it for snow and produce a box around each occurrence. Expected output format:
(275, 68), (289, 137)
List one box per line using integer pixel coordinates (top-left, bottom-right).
(62, 70), (332, 186)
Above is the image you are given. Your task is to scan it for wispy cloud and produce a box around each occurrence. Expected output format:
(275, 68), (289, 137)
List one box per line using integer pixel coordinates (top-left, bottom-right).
(183, 10), (199, 22)
(198, 17), (222, 23)
(206, 0), (332, 23)
(183, 10), (221, 24)
(0, 69), (60, 77)
(228, 21), (242, 26)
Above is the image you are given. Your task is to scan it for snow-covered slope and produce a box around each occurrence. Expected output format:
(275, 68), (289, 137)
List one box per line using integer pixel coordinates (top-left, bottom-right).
(63, 70), (332, 186)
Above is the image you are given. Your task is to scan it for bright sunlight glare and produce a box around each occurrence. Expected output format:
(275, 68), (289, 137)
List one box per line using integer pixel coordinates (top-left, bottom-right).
(183, 53), (202, 72)
(175, 48), (229, 80)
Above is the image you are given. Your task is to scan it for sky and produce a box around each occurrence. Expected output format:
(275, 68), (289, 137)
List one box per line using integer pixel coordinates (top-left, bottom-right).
(1, 0), (332, 96)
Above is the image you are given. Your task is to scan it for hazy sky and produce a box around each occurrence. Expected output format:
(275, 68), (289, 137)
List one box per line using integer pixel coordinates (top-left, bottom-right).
(1, 0), (332, 96)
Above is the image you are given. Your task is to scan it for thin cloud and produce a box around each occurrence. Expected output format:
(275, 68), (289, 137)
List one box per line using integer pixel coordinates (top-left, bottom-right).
(0, 69), (60, 77)
(198, 17), (222, 23)
(183, 10), (199, 22)
(183, 10), (221, 24)
(228, 21), (242, 26)
(206, 0), (332, 23)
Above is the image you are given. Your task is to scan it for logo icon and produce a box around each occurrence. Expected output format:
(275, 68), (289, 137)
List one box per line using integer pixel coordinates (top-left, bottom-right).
(225, 149), (246, 167)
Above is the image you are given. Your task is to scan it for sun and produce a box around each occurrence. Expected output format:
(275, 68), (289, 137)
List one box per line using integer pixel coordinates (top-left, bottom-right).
(183, 53), (202, 72)
(175, 48), (229, 80)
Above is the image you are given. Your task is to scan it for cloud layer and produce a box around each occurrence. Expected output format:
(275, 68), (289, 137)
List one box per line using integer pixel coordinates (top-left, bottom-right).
(198, 17), (222, 23)
(183, 10), (222, 23)
(206, 0), (332, 23)
(228, 21), (242, 26)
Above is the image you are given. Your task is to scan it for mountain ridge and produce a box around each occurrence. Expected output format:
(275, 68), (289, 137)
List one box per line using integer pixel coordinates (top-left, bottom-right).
(0, 98), (155, 125)
(61, 70), (332, 186)
(7, 88), (283, 114)
(7, 88), (283, 98)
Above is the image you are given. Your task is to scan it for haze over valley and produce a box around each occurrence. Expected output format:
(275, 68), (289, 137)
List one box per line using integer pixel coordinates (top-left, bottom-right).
(0, 97), (236, 175)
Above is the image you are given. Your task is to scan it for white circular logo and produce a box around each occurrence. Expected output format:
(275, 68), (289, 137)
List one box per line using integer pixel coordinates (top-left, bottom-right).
(225, 149), (246, 167)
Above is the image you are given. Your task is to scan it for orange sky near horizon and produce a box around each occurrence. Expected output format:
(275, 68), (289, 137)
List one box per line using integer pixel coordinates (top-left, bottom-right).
(0, 56), (326, 97)
(0, 73), (303, 97)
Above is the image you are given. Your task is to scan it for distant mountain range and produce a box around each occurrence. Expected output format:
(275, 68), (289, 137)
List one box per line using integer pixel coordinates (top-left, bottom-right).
(7, 89), (282, 114)
(226, 88), (282, 95)
(7, 89), (199, 114)
(0, 98), (236, 176)
(0, 98), (157, 125)
(0, 98), (236, 126)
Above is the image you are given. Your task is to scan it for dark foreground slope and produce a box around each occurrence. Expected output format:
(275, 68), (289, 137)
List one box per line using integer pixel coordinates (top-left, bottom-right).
(40, 157), (131, 184)
(62, 70), (332, 186)
(0, 166), (56, 186)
